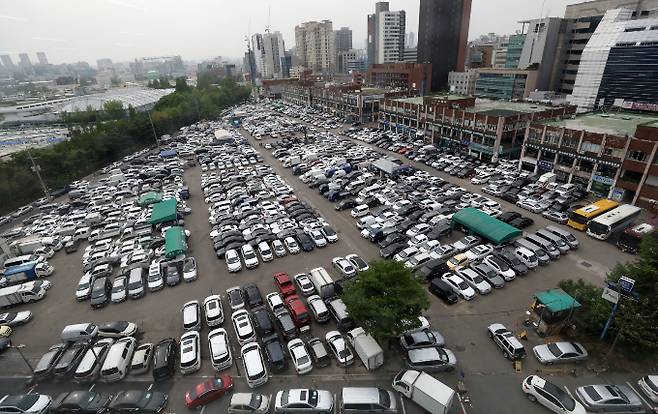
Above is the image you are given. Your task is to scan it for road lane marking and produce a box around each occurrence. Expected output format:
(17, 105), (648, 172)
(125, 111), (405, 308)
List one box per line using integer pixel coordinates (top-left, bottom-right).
(563, 386), (574, 399)
(626, 381), (653, 408)
(147, 383), (154, 391)
(88, 384), (96, 392)
(200, 406), (206, 414)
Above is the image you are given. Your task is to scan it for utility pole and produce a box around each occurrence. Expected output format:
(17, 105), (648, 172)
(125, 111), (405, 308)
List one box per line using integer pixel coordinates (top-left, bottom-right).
(600, 275), (638, 340)
(11, 344), (34, 375)
(26, 148), (51, 201)
(147, 111), (160, 149)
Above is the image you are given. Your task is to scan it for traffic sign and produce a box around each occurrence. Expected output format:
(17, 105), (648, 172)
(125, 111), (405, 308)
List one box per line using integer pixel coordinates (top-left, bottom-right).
(602, 286), (620, 304)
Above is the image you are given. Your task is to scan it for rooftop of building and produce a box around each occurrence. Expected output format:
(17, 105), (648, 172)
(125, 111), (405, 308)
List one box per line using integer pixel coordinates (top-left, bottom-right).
(394, 93), (469, 105)
(538, 111), (658, 136)
(467, 99), (555, 116)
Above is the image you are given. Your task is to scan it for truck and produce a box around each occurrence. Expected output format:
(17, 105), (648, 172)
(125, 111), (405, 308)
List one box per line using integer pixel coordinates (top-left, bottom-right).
(617, 223), (655, 254)
(0, 280), (49, 308)
(0, 261), (54, 288)
(392, 369), (455, 414)
(9, 236), (45, 255)
(346, 327), (384, 370)
(309, 267), (335, 299)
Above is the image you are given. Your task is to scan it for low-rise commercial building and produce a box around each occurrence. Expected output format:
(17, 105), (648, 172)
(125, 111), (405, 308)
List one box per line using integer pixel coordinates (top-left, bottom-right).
(520, 111), (658, 208)
(379, 95), (576, 162)
(474, 68), (538, 100)
(366, 63), (432, 95)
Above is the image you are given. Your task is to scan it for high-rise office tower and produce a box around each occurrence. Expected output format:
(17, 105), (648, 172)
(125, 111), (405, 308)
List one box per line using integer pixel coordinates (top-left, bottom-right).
(367, 2), (406, 65)
(36, 52), (48, 65)
(18, 53), (32, 67)
(295, 20), (335, 73)
(335, 27), (353, 54)
(552, 0), (658, 94)
(262, 31), (286, 79)
(0, 55), (14, 69)
(417, 0), (472, 91)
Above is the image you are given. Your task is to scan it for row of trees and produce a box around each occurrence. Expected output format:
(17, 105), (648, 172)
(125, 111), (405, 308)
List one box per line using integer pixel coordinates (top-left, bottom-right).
(0, 77), (250, 215)
(559, 233), (658, 355)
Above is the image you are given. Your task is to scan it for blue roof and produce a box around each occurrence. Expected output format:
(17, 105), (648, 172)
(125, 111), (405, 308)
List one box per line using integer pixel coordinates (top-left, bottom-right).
(159, 149), (177, 158)
(4, 262), (38, 275)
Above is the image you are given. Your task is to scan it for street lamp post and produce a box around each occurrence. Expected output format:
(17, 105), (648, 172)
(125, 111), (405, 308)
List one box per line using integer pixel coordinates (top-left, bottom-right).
(147, 111), (160, 149)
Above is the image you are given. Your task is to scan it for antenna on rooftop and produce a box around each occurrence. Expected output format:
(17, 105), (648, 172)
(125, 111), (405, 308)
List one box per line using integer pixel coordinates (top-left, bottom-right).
(265, 4), (271, 33)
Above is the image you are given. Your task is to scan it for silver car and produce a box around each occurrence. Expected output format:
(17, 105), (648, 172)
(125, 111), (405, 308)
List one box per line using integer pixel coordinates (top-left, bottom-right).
(576, 384), (643, 412)
(399, 328), (445, 350)
(533, 342), (588, 365)
(274, 389), (333, 413)
(228, 393), (270, 413)
(406, 345), (457, 372)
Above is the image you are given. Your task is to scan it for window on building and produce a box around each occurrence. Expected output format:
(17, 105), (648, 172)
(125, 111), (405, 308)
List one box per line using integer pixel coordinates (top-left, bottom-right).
(628, 150), (647, 162)
(621, 170), (643, 183)
(579, 159), (594, 173)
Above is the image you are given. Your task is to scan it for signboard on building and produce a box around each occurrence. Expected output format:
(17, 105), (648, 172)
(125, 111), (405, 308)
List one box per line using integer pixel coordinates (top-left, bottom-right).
(592, 175), (615, 186)
(537, 160), (554, 170)
(611, 188), (625, 202)
(621, 100), (658, 113)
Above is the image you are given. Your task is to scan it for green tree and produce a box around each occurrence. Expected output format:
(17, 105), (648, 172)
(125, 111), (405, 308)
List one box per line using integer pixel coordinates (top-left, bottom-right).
(103, 100), (125, 120)
(559, 233), (658, 355)
(342, 260), (430, 346)
(175, 77), (190, 93)
(158, 76), (170, 88)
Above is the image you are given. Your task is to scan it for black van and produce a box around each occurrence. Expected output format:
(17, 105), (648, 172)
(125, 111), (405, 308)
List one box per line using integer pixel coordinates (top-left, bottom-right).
(152, 338), (178, 382)
(429, 278), (459, 304)
(262, 334), (287, 373)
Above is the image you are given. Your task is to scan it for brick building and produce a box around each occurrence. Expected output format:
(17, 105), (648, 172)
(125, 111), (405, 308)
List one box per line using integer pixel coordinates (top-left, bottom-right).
(366, 63), (432, 95)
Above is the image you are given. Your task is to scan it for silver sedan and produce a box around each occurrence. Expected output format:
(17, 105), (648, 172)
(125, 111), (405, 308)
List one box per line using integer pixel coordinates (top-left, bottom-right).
(533, 341), (588, 365)
(576, 384), (643, 412)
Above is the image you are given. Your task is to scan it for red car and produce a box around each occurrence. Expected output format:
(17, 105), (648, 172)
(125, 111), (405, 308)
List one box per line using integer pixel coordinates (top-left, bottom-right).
(285, 294), (311, 328)
(184, 374), (234, 409)
(273, 272), (296, 297)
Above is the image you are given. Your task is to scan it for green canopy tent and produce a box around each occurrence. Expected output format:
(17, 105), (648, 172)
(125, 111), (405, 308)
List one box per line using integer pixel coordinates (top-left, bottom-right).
(150, 198), (178, 225)
(165, 226), (187, 259)
(529, 288), (582, 336)
(452, 208), (522, 245)
(138, 191), (163, 207)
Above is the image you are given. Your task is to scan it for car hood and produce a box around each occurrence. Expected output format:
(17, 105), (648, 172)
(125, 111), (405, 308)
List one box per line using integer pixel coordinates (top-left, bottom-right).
(533, 345), (554, 362)
(444, 348), (457, 366)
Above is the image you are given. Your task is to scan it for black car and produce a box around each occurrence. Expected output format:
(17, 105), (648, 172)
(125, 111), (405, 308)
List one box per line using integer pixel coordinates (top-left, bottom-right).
(428, 278), (459, 304)
(296, 233), (315, 252)
(498, 212), (521, 224)
(90, 276), (112, 309)
(0, 337), (10, 353)
(262, 333), (287, 373)
(416, 258), (450, 282)
(494, 249), (528, 276)
(379, 241), (408, 259)
(509, 216), (534, 229)
(427, 223), (452, 240)
(53, 341), (90, 378)
(109, 390), (168, 414)
(242, 284), (264, 309)
(336, 200), (357, 212)
(273, 308), (298, 340)
(50, 391), (112, 414)
(32, 343), (68, 382)
(152, 338), (178, 382)
(252, 306), (274, 337)
(378, 232), (406, 249)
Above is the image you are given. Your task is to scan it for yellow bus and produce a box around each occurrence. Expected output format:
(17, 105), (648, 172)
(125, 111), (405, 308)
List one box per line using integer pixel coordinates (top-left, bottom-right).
(567, 199), (619, 231)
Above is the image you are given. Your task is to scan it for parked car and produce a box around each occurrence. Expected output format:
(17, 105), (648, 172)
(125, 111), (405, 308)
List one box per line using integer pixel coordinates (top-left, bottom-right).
(576, 384), (643, 413)
(184, 375), (234, 409)
(522, 375), (585, 414)
(533, 342), (588, 365)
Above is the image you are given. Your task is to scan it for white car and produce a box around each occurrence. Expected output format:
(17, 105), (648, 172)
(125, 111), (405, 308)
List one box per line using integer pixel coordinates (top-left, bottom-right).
(464, 244), (494, 261)
(440, 273), (476, 300)
(208, 328), (232, 371)
(204, 295), (224, 327)
(393, 246), (418, 263)
(232, 309), (256, 346)
(293, 273), (315, 296)
(287, 338), (313, 374)
(284, 237), (300, 254)
(147, 262), (164, 291)
(110, 275), (127, 303)
(182, 257), (197, 282)
(258, 241), (274, 262)
(179, 330), (201, 374)
(241, 244), (260, 268)
(241, 342), (268, 388)
(0, 394), (52, 413)
(182, 300), (201, 331)
(522, 375), (586, 414)
(407, 234), (429, 247)
(130, 343), (153, 375)
(225, 249), (242, 273)
(266, 292), (285, 313)
(75, 273), (93, 301)
(516, 199), (544, 214)
(272, 239), (287, 257)
(332, 257), (357, 278)
(309, 230), (327, 248)
(326, 331), (354, 366)
(456, 268), (492, 295)
(483, 254), (516, 281)
(0, 311), (32, 326)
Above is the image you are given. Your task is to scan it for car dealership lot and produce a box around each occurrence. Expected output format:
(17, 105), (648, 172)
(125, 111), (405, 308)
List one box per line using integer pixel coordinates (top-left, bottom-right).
(0, 106), (653, 414)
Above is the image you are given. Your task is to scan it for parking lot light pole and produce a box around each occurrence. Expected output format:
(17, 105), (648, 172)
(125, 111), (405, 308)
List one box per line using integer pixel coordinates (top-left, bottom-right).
(11, 344), (34, 375)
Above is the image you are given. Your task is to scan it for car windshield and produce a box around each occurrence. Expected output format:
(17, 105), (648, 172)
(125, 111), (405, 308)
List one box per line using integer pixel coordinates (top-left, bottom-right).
(544, 382), (576, 411)
(547, 343), (562, 357)
(248, 393), (263, 409)
(378, 389), (390, 406)
(183, 260), (195, 271)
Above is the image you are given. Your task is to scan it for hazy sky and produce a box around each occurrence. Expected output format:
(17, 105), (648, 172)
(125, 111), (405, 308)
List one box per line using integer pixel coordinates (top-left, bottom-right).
(0, 0), (583, 65)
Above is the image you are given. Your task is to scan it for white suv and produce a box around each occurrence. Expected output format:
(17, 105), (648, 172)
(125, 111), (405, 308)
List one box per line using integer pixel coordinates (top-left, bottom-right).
(241, 244), (260, 269)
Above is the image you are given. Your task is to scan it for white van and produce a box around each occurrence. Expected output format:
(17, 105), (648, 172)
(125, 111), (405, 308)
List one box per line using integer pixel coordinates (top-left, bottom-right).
(535, 229), (570, 254)
(241, 342), (268, 388)
(3, 254), (44, 270)
(351, 204), (370, 218)
(127, 267), (146, 299)
(74, 226), (91, 241)
(525, 234), (561, 260)
(356, 215), (376, 230)
(100, 336), (136, 382)
(515, 239), (550, 265)
(546, 226), (579, 249)
(513, 247), (539, 269)
(61, 323), (99, 342)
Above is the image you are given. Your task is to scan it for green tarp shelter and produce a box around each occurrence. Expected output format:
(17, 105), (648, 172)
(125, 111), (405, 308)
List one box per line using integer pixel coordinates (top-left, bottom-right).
(534, 289), (582, 313)
(150, 198), (178, 225)
(138, 191), (163, 207)
(165, 226), (187, 259)
(452, 208), (522, 245)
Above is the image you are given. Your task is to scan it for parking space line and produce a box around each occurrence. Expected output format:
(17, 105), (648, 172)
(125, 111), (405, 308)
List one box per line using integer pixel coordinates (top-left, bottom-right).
(399, 393), (406, 414)
(147, 383), (153, 391)
(563, 385), (574, 399)
(626, 381), (653, 408)
(88, 384), (96, 392)
(26, 384), (37, 394)
(200, 406), (206, 414)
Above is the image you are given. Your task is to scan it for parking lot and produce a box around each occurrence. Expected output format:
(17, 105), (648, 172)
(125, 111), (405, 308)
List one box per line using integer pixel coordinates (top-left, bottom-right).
(0, 104), (655, 414)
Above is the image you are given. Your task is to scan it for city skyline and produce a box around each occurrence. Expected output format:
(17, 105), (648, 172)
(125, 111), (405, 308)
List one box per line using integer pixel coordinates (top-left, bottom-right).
(1, 0), (582, 64)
